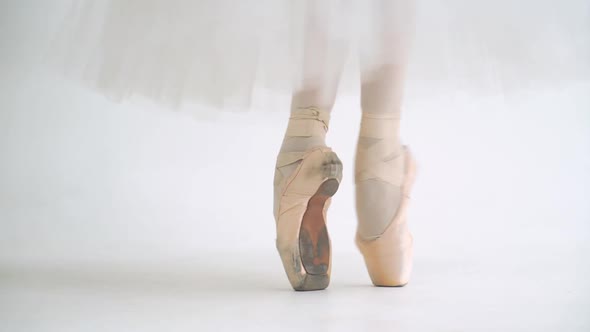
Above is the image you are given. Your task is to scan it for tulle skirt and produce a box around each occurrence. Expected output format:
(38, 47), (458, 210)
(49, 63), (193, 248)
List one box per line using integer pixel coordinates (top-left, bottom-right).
(50, 0), (590, 110)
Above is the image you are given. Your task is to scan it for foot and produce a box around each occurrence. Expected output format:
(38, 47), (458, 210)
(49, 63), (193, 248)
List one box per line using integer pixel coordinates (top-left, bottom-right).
(354, 112), (416, 286)
(274, 147), (343, 291)
(273, 107), (343, 291)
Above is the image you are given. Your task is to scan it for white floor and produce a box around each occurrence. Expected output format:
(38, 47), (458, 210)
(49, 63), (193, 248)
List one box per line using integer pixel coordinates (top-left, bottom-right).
(1, 1), (590, 331)
(1, 246), (589, 331)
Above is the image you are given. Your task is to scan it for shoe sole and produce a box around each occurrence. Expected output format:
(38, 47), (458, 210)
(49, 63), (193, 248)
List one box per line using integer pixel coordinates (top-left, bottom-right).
(295, 178), (339, 291)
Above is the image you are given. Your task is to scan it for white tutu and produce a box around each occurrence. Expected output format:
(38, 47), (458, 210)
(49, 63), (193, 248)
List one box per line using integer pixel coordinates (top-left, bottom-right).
(50, 0), (590, 110)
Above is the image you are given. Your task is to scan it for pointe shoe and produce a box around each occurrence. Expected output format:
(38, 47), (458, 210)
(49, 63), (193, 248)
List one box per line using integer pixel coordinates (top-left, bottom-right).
(355, 146), (416, 287)
(274, 147), (343, 291)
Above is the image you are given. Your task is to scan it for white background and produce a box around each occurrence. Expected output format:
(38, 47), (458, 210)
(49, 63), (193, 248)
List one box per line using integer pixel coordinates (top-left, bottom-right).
(1, 1), (589, 331)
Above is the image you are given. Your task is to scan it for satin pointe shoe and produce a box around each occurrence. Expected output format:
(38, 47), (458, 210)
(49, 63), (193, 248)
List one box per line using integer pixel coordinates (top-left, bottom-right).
(273, 109), (343, 291)
(355, 146), (417, 287)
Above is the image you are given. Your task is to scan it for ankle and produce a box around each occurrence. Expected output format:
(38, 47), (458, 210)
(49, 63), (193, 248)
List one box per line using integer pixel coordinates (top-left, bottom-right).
(279, 107), (331, 154)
